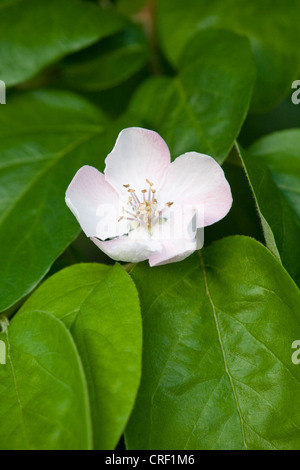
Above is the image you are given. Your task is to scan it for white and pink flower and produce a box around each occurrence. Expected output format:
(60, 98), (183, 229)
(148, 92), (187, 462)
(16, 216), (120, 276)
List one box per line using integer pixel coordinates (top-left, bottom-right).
(65, 127), (232, 266)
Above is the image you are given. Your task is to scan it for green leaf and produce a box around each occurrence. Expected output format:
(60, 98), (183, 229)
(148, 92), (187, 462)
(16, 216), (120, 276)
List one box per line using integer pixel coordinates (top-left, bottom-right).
(248, 130), (300, 223)
(0, 0), (124, 87)
(126, 236), (300, 450)
(130, 29), (255, 163)
(157, 0), (300, 112)
(237, 143), (300, 286)
(116, 0), (147, 16)
(61, 24), (149, 91)
(0, 310), (92, 450)
(18, 263), (142, 450)
(0, 89), (122, 313)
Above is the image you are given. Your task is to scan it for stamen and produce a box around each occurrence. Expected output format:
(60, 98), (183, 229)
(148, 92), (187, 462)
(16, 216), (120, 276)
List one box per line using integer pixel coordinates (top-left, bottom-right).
(125, 209), (137, 218)
(128, 188), (141, 205)
(118, 215), (136, 223)
(156, 202), (174, 220)
(120, 179), (173, 231)
(141, 189), (147, 202)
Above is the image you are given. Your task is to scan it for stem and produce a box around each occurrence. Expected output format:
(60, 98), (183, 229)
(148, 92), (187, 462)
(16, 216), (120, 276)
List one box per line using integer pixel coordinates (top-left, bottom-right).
(123, 262), (137, 273)
(134, 0), (163, 76)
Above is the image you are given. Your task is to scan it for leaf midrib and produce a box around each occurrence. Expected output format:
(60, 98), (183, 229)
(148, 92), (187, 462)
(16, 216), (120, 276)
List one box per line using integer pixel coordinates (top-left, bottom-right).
(0, 131), (99, 227)
(4, 326), (31, 449)
(175, 80), (216, 156)
(199, 251), (248, 450)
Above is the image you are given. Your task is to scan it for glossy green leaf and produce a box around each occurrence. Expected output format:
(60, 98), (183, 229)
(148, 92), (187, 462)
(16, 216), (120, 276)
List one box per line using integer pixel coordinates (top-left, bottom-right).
(0, 311), (92, 450)
(0, 89), (121, 312)
(19, 263), (142, 450)
(238, 143), (300, 286)
(0, 0), (124, 87)
(62, 25), (149, 91)
(126, 236), (300, 450)
(130, 29), (255, 163)
(248, 130), (300, 223)
(157, 0), (300, 112)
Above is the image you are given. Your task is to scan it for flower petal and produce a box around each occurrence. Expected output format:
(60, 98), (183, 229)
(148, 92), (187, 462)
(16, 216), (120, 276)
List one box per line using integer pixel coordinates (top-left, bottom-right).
(65, 165), (129, 240)
(148, 214), (198, 266)
(91, 234), (161, 263)
(158, 152), (232, 227)
(149, 238), (197, 267)
(104, 127), (171, 197)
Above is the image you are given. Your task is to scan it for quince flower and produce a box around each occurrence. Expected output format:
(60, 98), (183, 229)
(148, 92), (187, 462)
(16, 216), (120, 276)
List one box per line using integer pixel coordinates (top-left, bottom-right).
(65, 128), (232, 266)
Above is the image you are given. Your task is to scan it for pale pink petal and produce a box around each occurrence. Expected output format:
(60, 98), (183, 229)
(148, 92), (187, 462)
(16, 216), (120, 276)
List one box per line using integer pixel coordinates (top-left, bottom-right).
(104, 127), (171, 198)
(148, 214), (198, 266)
(91, 235), (161, 263)
(158, 152), (232, 227)
(65, 165), (129, 240)
(149, 238), (197, 266)
(151, 204), (198, 241)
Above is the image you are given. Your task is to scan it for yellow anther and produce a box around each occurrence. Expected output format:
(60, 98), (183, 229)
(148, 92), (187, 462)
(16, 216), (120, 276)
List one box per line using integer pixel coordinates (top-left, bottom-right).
(123, 184), (130, 188)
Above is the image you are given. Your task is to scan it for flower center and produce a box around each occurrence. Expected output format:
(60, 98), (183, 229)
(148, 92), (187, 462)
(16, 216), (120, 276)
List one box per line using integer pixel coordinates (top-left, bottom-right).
(118, 179), (173, 230)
